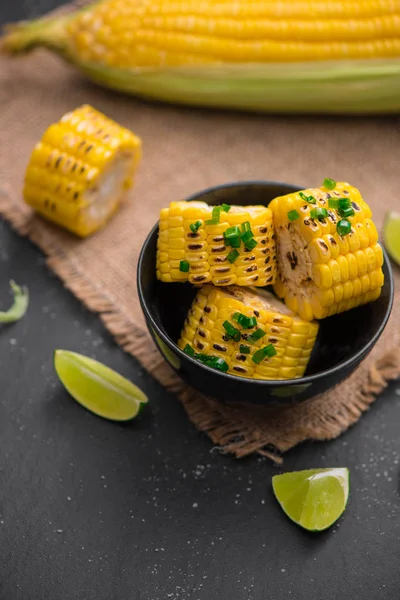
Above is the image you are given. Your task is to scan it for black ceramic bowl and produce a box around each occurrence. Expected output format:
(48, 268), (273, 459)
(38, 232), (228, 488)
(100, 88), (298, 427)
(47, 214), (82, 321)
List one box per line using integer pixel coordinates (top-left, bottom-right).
(137, 182), (394, 405)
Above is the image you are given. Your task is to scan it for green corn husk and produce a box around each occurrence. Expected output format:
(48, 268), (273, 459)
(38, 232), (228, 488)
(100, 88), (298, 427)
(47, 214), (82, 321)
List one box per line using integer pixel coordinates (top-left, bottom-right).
(2, 10), (400, 114)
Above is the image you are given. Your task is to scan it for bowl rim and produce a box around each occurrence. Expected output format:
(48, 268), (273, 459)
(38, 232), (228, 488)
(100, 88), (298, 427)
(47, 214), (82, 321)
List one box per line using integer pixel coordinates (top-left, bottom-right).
(137, 180), (394, 388)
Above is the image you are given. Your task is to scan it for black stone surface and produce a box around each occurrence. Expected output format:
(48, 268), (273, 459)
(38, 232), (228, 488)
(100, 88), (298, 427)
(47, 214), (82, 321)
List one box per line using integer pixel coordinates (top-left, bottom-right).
(1, 3), (400, 599)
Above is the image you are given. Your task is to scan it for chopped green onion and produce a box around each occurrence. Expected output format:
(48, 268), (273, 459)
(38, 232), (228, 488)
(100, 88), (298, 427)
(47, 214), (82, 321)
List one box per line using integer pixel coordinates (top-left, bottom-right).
(241, 230), (254, 245)
(252, 344), (277, 364)
(287, 210), (299, 221)
(241, 222), (252, 233)
(244, 238), (258, 251)
(310, 207), (329, 220)
(221, 203), (231, 213)
(184, 344), (195, 357)
(328, 198), (340, 209)
(232, 312), (257, 329)
(179, 260), (190, 272)
(223, 320), (241, 342)
(338, 206), (355, 219)
(212, 357), (229, 372)
(299, 192), (316, 205)
(336, 219), (352, 236)
(224, 226), (241, 248)
(239, 345), (251, 355)
(323, 178), (336, 190)
(190, 220), (202, 233)
(248, 328), (266, 343)
(205, 206), (221, 225)
(0, 281), (29, 323)
(338, 198), (351, 210)
(227, 249), (240, 264)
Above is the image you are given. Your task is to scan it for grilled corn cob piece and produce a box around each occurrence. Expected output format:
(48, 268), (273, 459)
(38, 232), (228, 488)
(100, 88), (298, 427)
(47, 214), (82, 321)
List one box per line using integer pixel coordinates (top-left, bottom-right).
(178, 285), (319, 380)
(270, 182), (384, 321)
(157, 201), (277, 286)
(4, 2), (400, 114)
(23, 105), (141, 237)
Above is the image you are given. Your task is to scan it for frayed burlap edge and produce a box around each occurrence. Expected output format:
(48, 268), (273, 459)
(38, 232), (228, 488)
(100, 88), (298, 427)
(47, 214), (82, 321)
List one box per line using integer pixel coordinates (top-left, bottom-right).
(1, 184), (400, 463)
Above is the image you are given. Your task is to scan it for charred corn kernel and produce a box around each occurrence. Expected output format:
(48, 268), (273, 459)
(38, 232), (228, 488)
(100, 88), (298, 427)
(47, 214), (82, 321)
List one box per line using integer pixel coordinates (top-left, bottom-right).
(23, 105), (141, 237)
(178, 285), (319, 381)
(270, 182), (384, 321)
(157, 202), (277, 286)
(5, 2), (400, 116)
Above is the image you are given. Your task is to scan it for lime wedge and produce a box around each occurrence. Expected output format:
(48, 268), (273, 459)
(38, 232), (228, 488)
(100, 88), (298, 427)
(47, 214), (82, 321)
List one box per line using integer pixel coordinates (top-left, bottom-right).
(383, 211), (400, 266)
(54, 350), (148, 421)
(272, 468), (349, 532)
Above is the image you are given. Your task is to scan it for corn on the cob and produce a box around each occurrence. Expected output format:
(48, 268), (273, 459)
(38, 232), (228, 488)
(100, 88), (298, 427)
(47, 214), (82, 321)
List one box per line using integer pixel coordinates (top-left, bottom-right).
(270, 181), (384, 321)
(157, 201), (277, 286)
(3, 1), (400, 114)
(178, 285), (319, 380)
(23, 104), (141, 237)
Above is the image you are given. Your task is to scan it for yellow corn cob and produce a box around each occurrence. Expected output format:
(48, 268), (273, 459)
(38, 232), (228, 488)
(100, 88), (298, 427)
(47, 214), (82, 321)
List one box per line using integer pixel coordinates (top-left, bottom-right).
(157, 201), (277, 286)
(178, 285), (319, 380)
(3, 1), (400, 114)
(270, 182), (384, 321)
(23, 105), (141, 237)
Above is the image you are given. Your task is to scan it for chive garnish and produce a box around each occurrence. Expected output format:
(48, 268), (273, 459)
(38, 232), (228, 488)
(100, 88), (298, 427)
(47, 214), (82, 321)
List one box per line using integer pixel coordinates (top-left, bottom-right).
(227, 249), (240, 263)
(337, 219), (352, 236)
(190, 220), (202, 233)
(205, 206), (221, 225)
(184, 344), (195, 357)
(232, 312), (257, 329)
(224, 226), (241, 248)
(338, 198), (351, 210)
(252, 344), (277, 364)
(223, 321), (241, 342)
(299, 192), (316, 204)
(179, 260), (190, 272)
(338, 206), (355, 219)
(323, 178), (336, 190)
(239, 345), (251, 354)
(244, 238), (257, 251)
(328, 198), (340, 209)
(310, 207), (329, 220)
(241, 222), (252, 233)
(221, 203), (231, 213)
(287, 210), (299, 221)
(241, 230), (254, 245)
(196, 354), (229, 373)
(248, 328), (266, 343)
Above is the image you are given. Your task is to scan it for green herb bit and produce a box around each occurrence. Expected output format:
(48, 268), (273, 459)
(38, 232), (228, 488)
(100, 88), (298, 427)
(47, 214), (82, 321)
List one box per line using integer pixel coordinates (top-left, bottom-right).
(0, 281), (29, 323)
(224, 226), (241, 248)
(338, 206), (355, 219)
(205, 206), (221, 225)
(232, 312), (257, 329)
(241, 230), (254, 245)
(299, 192), (316, 205)
(248, 328), (266, 343)
(227, 249), (240, 263)
(179, 260), (190, 273)
(323, 178), (336, 190)
(287, 210), (299, 221)
(328, 198), (340, 209)
(190, 220), (202, 234)
(241, 221), (252, 233)
(310, 207), (329, 220)
(244, 238), (258, 251)
(221, 203), (231, 213)
(184, 344), (195, 357)
(338, 198), (351, 210)
(336, 219), (352, 237)
(223, 320), (241, 342)
(252, 344), (277, 364)
(239, 345), (251, 354)
(213, 357), (229, 372)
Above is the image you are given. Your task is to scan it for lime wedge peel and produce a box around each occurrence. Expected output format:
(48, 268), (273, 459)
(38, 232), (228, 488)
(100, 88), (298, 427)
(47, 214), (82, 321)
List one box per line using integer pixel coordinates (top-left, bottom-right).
(383, 211), (400, 266)
(54, 350), (148, 421)
(272, 468), (349, 532)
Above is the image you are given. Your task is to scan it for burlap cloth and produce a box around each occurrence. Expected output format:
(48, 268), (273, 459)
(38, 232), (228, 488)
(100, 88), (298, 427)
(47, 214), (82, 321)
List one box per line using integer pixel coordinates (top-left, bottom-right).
(1, 3), (400, 462)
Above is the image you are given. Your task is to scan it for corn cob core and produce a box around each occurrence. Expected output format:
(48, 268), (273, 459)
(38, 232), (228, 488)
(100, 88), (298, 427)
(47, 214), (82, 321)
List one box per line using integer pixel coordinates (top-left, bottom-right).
(178, 285), (319, 380)
(23, 105), (141, 237)
(157, 201), (277, 286)
(270, 182), (384, 321)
